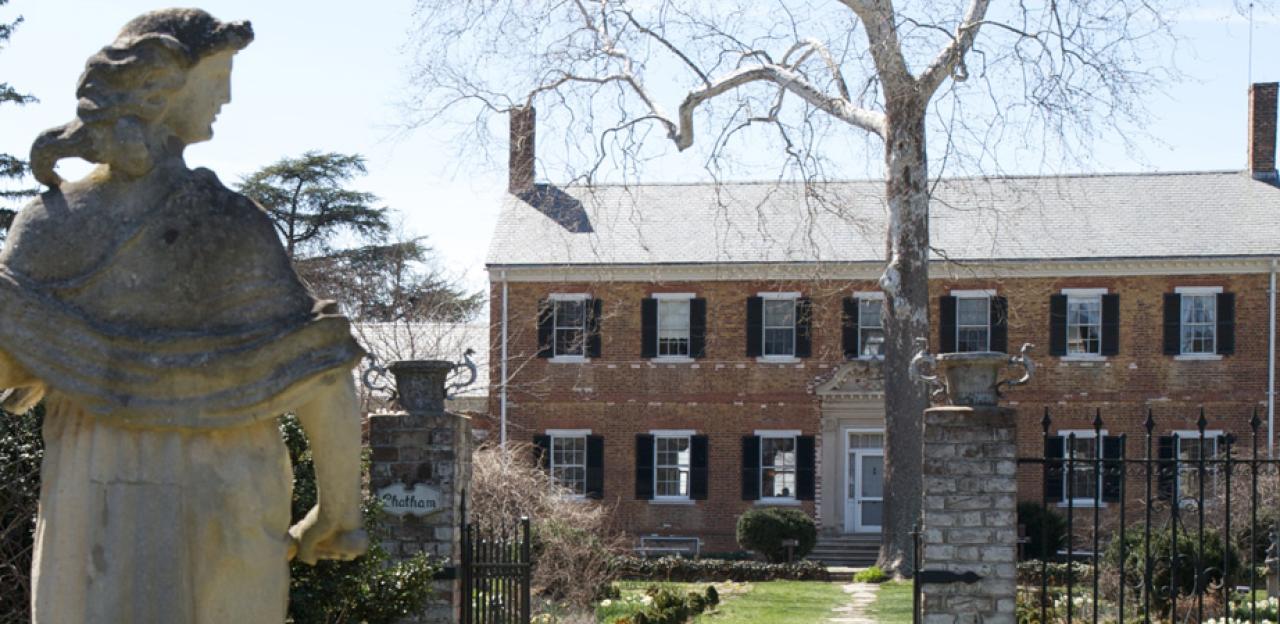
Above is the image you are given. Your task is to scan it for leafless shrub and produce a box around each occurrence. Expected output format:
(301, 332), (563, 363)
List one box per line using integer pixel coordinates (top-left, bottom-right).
(469, 442), (625, 609)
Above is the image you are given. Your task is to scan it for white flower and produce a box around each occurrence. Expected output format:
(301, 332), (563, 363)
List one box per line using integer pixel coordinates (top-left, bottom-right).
(600, 599), (613, 608)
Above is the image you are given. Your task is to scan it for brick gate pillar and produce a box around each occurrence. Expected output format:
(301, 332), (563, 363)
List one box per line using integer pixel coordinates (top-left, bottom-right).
(369, 360), (473, 623)
(919, 405), (1018, 624)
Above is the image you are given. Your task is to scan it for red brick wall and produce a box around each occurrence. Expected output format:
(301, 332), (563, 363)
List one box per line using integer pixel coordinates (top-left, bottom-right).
(486, 272), (1274, 549)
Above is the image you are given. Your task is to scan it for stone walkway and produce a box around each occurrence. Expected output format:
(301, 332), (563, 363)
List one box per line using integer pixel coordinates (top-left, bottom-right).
(827, 582), (879, 623)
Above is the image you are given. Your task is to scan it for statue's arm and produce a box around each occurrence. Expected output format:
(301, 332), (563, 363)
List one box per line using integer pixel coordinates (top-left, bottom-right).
(0, 348), (45, 413)
(288, 372), (368, 564)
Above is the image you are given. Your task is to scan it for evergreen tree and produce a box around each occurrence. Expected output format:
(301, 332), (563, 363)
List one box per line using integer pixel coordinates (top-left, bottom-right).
(0, 0), (37, 238)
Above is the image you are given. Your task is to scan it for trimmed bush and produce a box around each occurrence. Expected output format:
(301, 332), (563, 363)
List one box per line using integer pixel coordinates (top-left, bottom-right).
(613, 555), (831, 582)
(853, 566), (888, 583)
(1017, 502), (1067, 560)
(735, 507), (817, 563)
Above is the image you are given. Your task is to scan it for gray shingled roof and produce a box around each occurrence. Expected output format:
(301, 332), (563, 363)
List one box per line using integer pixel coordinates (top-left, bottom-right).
(486, 171), (1280, 266)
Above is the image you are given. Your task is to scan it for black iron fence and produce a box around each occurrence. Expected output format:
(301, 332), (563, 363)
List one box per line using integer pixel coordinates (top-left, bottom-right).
(460, 495), (532, 624)
(1014, 407), (1279, 623)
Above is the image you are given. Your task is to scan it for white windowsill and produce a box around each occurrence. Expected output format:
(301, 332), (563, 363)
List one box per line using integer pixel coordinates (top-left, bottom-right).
(652, 357), (695, 364)
(1057, 500), (1107, 509)
(757, 356), (800, 364)
(550, 355), (590, 364)
(1175, 353), (1223, 361)
(755, 498), (801, 507)
(650, 499), (696, 506)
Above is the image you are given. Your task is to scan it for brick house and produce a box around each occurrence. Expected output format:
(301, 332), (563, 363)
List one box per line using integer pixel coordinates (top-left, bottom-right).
(484, 85), (1280, 559)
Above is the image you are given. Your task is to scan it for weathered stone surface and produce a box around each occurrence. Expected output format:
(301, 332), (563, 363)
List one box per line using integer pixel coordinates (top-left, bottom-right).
(1, 10), (368, 623)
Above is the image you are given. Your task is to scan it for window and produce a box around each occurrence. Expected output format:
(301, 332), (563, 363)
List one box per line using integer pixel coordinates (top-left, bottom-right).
(657, 299), (691, 357)
(551, 434), (587, 496)
(1059, 430), (1106, 507)
(1066, 293), (1103, 356)
(955, 294), (990, 352)
(553, 298), (587, 357)
(654, 435), (692, 499)
(763, 298), (797, 357)
(858, 297), (885, 358)
(1174, 431), (1222, 502)
(761, 435), (797, 499)
(1181, 294), (1217, 355)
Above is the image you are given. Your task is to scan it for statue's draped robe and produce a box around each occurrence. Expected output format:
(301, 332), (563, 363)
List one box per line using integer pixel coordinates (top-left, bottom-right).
(0, 168), (363, 623)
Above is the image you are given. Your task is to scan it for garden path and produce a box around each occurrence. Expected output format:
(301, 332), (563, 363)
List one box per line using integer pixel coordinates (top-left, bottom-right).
(827, 583), (879, 623)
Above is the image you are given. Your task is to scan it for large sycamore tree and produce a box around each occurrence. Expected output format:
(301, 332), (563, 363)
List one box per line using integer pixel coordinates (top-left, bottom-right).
(408, 0), (1177, 571)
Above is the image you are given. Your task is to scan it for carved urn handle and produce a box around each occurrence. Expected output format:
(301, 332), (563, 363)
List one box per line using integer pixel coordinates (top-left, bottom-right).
(996, 343), (1036, 396)
(909, 338), (946, 399)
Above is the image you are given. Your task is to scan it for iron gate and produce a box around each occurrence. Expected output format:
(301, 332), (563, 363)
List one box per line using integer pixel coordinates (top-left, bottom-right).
(1010, 407), (1280, 623)
(460, 494), (532, 624)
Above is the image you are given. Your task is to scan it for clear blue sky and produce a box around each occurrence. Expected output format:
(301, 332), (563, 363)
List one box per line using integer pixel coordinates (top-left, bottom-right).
(1, 1), (1277, 295)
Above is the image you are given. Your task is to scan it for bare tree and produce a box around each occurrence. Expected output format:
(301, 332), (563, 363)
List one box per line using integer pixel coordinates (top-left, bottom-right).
(407, 0), (1177, 572)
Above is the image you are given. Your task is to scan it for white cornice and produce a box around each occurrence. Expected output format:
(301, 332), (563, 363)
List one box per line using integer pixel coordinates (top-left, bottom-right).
(488, 257), (1277, 283)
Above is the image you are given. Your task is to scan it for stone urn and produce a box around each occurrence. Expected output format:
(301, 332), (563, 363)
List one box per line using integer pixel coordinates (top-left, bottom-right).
(909, 341), (1035, 406)
(389, 360), (456, 414)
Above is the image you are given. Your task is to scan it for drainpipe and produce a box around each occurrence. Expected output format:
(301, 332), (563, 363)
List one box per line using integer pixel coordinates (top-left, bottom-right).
(1269, 259), (1277, 458)
(501, 270), (509, 448)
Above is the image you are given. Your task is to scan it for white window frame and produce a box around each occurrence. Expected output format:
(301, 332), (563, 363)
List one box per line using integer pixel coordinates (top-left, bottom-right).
(757, 429), (801, 503)
(1172, 429), (1224, 504)
(952, 290), (993, 353)
(1057, 429), (1108, 509)
(1175, 286), (1223, 359)
(653, 293), (695, 362)
(547, 428), (591, 498)
(759, 292), (800, 361)
(651, 429), (696, 501)
(549, 293), (590, 362)
(855, 292), (885, 360)
(1061, 288), (1107, 360)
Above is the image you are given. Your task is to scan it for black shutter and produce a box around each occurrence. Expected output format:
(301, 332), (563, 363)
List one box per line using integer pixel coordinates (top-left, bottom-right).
(587, 298), (603, 358)
(1101, 294), (1120, 356)
(939, 296), (957, 353)
(586, 435), (605, 499)
(641, 298), (658, 358)
(690, 298), (708, 358)
(1049, 295), (1068, 356)
(990, 295), (1009, 354)
(741, 436), (761, 500)
(690, 435), (709, 500)
(795, 297), (813, 358)
(746, 297), (763, 357)
(842, 297), (859, 359)
(635, 434), (655, 500)
(1044, 435), (1065, 503)
(796, 435), (816, 500)
(1163, 294), (1182, 355)
(1218, 292), (1236, 355)
(1102, 436), (1123, 503)
(533, 435), (551, 471)
(536, 299), (554, 358)
(1157, 436), (1176, 500)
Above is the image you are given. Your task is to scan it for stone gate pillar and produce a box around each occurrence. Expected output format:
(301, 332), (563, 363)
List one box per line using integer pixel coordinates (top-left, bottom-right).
(920, 405), (1018, 624)
(911, 346), (1031, 624)
(369, 360), (473, 623)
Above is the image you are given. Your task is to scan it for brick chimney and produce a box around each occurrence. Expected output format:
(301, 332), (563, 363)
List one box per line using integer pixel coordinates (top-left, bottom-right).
(509, 105), (536, 194)
(1249, 82), (1278, 180)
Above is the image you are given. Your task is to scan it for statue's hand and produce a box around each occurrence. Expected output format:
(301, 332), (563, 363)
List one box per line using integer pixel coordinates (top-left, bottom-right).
(287, 504), (368, 565)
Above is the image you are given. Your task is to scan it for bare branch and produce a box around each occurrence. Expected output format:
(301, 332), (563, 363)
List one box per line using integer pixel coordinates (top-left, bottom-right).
(917, 0), (991, 98)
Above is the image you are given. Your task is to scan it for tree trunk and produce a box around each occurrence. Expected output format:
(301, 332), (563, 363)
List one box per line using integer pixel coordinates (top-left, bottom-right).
(877, 99), (931, 576)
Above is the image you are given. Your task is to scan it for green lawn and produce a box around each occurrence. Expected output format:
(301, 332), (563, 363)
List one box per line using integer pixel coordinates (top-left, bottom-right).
(597, 581), (849, 624)
(865, 581), (913, 624)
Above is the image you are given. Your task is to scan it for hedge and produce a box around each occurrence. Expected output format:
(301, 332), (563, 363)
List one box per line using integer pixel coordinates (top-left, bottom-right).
(612, 555), (831, 582)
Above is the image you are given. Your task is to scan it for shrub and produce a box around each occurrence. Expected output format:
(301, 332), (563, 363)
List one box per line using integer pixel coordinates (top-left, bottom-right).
(0, 405), (42, 623)
(1103, 523), (1239, 612)
(1018, 502), (1067, 560)
(613, 555), (831, 582)
(853, 565), (888, 583)
(1015, 560), (1090, 588)
(468, 443), (623, 608)
(615, 585), (717, 624)
(735, 507), (817, 563)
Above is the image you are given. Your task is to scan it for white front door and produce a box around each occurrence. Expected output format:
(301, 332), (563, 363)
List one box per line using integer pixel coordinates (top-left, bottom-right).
(844, 430), (885, 533)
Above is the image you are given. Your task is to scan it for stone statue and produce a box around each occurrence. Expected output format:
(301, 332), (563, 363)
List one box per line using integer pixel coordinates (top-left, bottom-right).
(0, 9), (368, 622)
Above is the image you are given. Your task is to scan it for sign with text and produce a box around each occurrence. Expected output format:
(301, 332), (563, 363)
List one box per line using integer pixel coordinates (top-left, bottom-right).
(376, 482), (445, 517)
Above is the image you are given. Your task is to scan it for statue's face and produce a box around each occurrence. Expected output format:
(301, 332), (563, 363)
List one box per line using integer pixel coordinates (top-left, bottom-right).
(158, 50), (235, 145)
